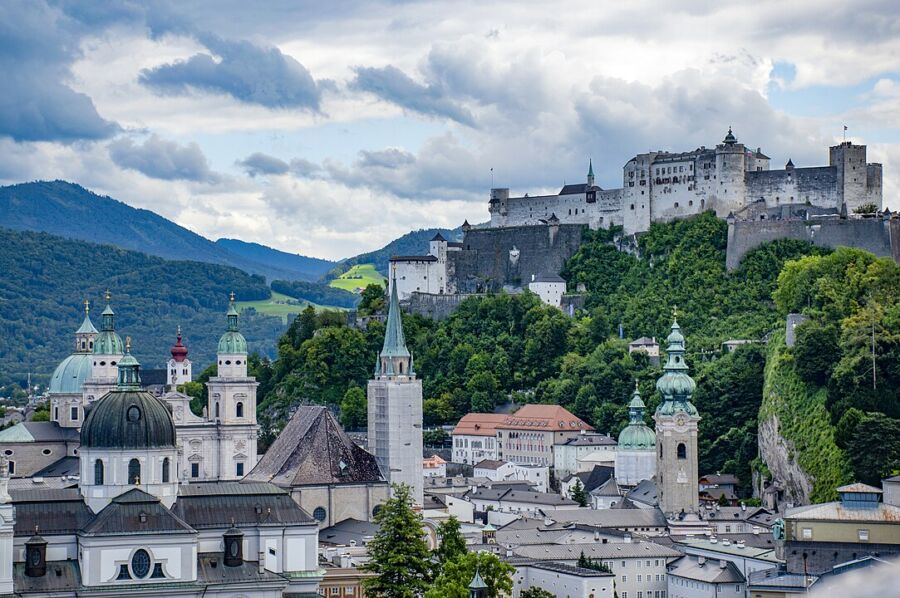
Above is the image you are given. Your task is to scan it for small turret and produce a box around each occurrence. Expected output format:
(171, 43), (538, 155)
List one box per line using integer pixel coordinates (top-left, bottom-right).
(785, 158), (794, 171)
(75, 299), (98, 353)
(587, 158), (595, 187)
(24, 527), (47, 578)
(223, 522), (245, 567)
(469, 567), (488, 598)
(116, 337), (142, 390)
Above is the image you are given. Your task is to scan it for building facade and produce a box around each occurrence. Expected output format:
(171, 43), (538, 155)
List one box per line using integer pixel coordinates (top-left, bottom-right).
(554, 432), (617, 478)
(389, 234), (461, 300)
(488, 131), (882, 235)
(367, 276), (424, 506)
(615, 385), (657, 487)
(451, 414), (505, 464)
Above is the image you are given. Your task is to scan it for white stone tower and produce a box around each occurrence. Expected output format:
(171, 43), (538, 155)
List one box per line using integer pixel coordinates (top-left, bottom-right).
(367, 274), (424, 506)
(714, 127), (747, 217)
(0, 459), (13, 595)
(83, 290), (125, 405)
(654, 315), (700, 517)
(166, 326), (192, 388)
(205, 293), (258, 480)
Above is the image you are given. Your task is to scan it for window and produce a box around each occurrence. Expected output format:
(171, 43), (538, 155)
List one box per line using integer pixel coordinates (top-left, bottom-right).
(802, 528), (812, 539)
(191, 463), (199, 478)
(677, 443), (687, 459)
(94, 459), (104, 485)
(116, 565), (132, 580)
(236, 402), (244, 418)
(858, 529), (869, 541)
(313, 507), (327, 522)
(128, 458), (141, 484)
(54, 407), (59, 421)
(131, 549), (151, 579)
(162, 457), (170, 483)
(215, 402), (220, 418)
(236, 462), (244, 477)
(7, 462), (13, 475)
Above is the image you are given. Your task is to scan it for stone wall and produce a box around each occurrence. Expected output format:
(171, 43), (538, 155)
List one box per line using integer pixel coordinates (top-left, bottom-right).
(448, 223), (585, 293)
(726, 217), (898, 270)
(404, 292), (482, 320)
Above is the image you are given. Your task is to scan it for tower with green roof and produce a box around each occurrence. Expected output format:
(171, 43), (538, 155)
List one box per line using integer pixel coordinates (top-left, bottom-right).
(614, 383), (657, 487)
(587, 158), (595, 188)
(205, 292), (258, 481)
(367, 273), (424, 506)
(83, 290), (126, 407)
(654, 315), (701, 516)
(49, 300), (99, 428)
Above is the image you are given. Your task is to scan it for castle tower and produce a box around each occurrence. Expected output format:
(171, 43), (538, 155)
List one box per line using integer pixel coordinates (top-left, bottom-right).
(166, 326), (192, 388)
(829, 141), (880, 213)
(615, 383), (657, 487)
(367, 272), (424, 506)
(714, 127), (747, 216)
(82, 290), (125, 405)
(205, 293), (258, 480)
(488, 188), (510, 227)
(654, 315), (700, 516)
(587, 159), (595, 188)
(0, 459), (14, 594)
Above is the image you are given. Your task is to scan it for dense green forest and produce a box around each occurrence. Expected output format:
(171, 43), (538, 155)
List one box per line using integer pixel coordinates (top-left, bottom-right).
(253, 212), (837, 486)
(0, 228), (286, 386)
(324, 227), (460, 279)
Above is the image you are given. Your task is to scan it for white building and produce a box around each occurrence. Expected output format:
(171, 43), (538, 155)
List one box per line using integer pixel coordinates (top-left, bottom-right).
(513, 561), (615, 598)
(465, 486), (580, 517)
(553, 432), (617, 479)
(473, 460), (549, 493)
(527, 273), (567, 307)
(367, 276), (424, 506)
(389, 233), (461, 300)
(451, 413), (505, 464)
(423, 455), (447, 478)
(615, 386), (657, 487)
(667, 555), (746, 598)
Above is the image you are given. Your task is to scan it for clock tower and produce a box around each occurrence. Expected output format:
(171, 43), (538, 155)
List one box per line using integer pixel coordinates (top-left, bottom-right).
(654, 315), (700, 516)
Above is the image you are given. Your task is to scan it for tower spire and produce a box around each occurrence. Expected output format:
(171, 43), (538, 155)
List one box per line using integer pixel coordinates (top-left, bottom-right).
(587, 158), (595, 187)
(377, 269), (411, 376)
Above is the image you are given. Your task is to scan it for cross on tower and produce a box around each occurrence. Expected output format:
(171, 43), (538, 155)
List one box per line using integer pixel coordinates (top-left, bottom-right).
(84, 299), (90, 314)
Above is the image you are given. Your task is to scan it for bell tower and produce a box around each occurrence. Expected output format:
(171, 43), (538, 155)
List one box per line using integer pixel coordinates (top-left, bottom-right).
(654, 313), (701, 516)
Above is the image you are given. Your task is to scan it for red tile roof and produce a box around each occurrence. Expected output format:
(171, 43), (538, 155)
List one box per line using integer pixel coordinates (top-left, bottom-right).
(452, 413), (508, 436)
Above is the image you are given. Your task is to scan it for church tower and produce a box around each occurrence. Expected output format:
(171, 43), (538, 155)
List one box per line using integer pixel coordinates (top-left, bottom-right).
(367, 275), (424, 506)
(206, 293), (258, 480)
(654, 316), (700, 516)
(83, 291), (125, 405)
(166, 326), (192, 389)
(0, 459), (13, 595)
(50, 300), (98, 427)
(587, 159), (595, 188)
(615, 383), (657, 487)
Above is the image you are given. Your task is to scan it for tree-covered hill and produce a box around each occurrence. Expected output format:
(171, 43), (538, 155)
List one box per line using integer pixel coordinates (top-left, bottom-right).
(0, 227), (286, 386)
(325, 227), (461, 279)
(0, 181), (330, 283)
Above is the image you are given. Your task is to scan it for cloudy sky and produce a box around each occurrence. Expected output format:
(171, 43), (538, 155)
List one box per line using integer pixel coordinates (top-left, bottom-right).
(3, 0), (899, 260)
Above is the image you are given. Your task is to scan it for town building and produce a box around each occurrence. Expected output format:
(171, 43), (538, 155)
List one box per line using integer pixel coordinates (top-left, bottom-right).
(7, 347), (322, 597)
(527, 273), (567, 307)
(488, 132), (882, 236)
(628, 337), (661, 365)
(423, 454), (447, 478)
(512, 561), (615, 597)
(389, 233), (461, 300)
(367, 275), (424, 506)
(667, 554), (746, 598)
(655, 317), (701, 518)
(451, 413), (505, 464)
(245, 405), (389, 528)
(464, 486), (580, 518)
(473, 460), (549, 493)
(554, 432), (617, 478)
(615, 385), (657, 487)
(674, 536), (780, 586)
(562, 465), (614, 502)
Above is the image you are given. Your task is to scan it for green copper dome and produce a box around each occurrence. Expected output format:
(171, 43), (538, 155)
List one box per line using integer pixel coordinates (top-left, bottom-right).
(656, 317), (699, 416)
(93, 295), (124, 356)
(217, 293), (247, 354)
(618, 385), (656, 449)
(49, 353), (93, 395)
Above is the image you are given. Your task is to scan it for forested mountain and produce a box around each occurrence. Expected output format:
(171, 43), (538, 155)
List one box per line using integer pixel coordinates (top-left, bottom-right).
(0, 181), (330, 283)
(0, 227), (285, 385)
(215, 238), (335, 281)
(326, 227), (461, 279)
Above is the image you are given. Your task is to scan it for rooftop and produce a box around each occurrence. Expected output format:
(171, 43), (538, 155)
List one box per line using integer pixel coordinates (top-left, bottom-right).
(785, 501), (900, 522)
(496, 404), (593, 433)
(675, 537), (780, 563)
(545, 508), (668, 528)
(667, 555), (746, 584)
(559, 433), (617, 447)
(526, 561), (613, 577)
(452, 413), (508, 436)
(513, 541), (680, 561)
(474, 459), (508, 471)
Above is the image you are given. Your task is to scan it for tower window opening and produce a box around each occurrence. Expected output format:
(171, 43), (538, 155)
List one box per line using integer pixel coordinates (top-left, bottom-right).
(677, 443), (687, 460)
(94, 459), (104, 485)
(162, 457), (170, 483)
(236, 402), (244, 418)
(128, 458), (141, 484)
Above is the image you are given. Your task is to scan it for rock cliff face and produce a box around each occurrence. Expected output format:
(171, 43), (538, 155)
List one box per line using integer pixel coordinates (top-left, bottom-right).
(757, 414), (813, 506)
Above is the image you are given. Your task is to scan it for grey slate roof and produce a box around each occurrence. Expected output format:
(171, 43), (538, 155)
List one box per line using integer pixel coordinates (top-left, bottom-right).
(625, 478), (658, 506)
(33, 456), (79, 478)
(13, 561), (80, 593)
(559, 434), (617, 447)
(531, 273), (566, 283)
(513, 541), (680, 561)
(173, 481), (315, 528)
(0, 421), (78, 443)
(197, 553), (287, 586)
(12, 487), (94, 536)
(244, 406), (384, 487)
(390, 255), (438, 262)
(701, 474), (740, 486)
(547, 507), (668, 528)
(468, 487), (578, 506)
(474, 459), (507, 470)
(527, 561), (613, 577)
(319, 518), (380, 546)
(591, 478), (620, 497)
(565, 465), (614, 493)
(82, 489), (195, 536)
(667, 555), (746, 584)
(559, 183), (588, 195)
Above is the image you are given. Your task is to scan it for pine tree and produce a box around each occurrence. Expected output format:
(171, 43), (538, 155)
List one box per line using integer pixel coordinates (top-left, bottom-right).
(571, 479), (588, 507)
(435, 516), (467, 566)
(520, 588), (555, 598)
(362, 484), (433, 597)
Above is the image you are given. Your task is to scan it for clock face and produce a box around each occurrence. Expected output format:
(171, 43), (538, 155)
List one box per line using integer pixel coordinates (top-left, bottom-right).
(676, 415), (686, 426)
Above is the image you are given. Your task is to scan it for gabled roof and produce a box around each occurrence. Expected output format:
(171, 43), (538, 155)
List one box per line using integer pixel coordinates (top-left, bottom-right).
(591, 477), (620, 497)
(452, 413), (508, 436)
(625, 478), (658, 506)
(173, 482), (315, 528)
(33, 456), (79, 478)
(667, 555), (746, 584)
(12, 487), (94, 536)
(531, 273), (566, 283)
(245, 406), (385, 487)
(474, 459), (507, 471)
(565, 466), (614, 493)
(629, 336), (659, 346)
(700, 473), (740, 485)
(82, 489), (195, 536)
(496, 404), (593, 432)
(319, 517), (379, 546)
(0, 421), (78, 443)
(431, 233), (447, 242)
(559, 183), (588, 195)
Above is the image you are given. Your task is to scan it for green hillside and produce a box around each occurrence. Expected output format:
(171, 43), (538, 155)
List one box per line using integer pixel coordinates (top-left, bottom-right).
(0, 227), (287, 386)
(328, 264), (386, 293)
(325, 228), (460, 279)
(0, 181), (330, 283)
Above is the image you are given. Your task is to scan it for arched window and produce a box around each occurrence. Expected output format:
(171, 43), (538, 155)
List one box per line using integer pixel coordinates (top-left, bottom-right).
(215, 402), (220, 418)
(94, 459), (104, 485)
(236, 402), (244, 418)
(128, 458), (141, 484)
(677, 443), (687, 460)
(398, 361), (404, 374)
(162, 457), (170, 483)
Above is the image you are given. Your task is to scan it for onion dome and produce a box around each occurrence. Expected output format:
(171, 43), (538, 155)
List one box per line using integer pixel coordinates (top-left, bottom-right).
(656, 317), (698, 416)
(217, 292), (248, 354)
(93, 290), (125, 356)
(723, 127), (737, 145)
(618, 384), (656, 450)
(80, 339), (175, 450)
(170, 326), (188, 362)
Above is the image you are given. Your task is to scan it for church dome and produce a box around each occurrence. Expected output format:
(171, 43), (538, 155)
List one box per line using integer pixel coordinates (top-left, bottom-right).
(81, 391), (176, 449)
(217, 295), (247, 354)
(49, 353), (93, 395)
(93, 330), (125, 356)
(170, 327), (188, 362)
(81, 343), (175, 450)
(618, 422), (656, 450)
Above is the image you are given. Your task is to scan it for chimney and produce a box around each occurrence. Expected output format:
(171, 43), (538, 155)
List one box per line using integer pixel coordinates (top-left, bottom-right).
(594, 529), (600, 541)
(258, 552), (265, 574)
(624, 533), (632, 543)
(719, 560), (728, 569)
(741, 502), (746, 511)
(531, 274), (535, 282)
(737, 541), (745, 549)
(698, 556), (706, 567)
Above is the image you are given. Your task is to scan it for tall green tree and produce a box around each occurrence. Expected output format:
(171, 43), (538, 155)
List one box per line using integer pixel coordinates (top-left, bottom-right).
(520, 588), (555, 598)
(340, 386), (367, 430)
(424, 551), (514, 598)
(570, 479), (588, 507)
(362, 484), (432, 598)
(434, 516), (467, 565)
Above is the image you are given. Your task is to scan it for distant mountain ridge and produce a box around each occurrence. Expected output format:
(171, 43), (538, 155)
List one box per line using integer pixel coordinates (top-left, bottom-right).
(327, 227), (462, 279)
(0, 181), (334, 283)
